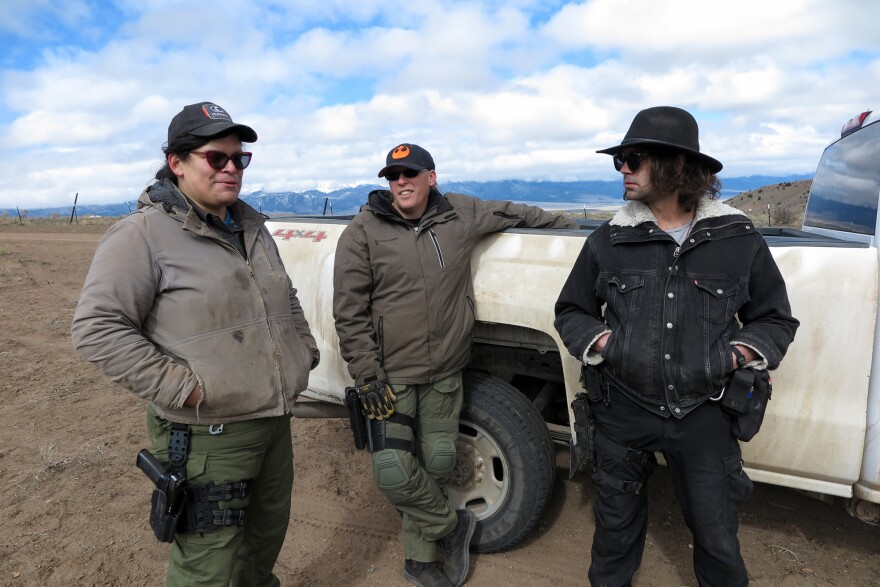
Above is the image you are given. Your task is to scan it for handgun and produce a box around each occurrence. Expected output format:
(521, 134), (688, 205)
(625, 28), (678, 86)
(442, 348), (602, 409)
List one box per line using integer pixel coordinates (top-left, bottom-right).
(136, 449), (186, 542)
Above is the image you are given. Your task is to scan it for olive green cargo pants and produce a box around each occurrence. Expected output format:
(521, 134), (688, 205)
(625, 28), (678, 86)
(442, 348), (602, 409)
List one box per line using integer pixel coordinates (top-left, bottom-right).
(147, 406), (294, 587)
(371, 371), (463, 562)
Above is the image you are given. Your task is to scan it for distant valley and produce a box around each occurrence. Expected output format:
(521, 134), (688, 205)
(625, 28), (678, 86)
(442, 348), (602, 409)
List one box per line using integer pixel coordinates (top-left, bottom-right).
(4, 175), (811, 219)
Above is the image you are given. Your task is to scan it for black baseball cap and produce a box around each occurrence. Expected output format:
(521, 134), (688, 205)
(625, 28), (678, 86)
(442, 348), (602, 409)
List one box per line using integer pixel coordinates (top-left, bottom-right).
(378, 143), (435, 178)
(167, 102), (258, 144)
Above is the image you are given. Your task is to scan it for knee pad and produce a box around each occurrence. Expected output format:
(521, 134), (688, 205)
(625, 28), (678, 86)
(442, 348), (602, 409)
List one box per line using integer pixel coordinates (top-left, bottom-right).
(373, 449), (412, 490)
(424, 438), (457, 477)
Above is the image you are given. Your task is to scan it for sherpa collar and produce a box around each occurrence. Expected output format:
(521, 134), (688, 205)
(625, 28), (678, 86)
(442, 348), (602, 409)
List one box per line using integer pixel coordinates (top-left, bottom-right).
(610, 197), (744, 228)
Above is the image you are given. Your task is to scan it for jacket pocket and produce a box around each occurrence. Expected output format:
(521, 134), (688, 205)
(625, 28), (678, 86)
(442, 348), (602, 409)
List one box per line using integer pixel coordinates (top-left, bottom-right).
(600, 273), (647, 376)
(693, 278), (740, 326)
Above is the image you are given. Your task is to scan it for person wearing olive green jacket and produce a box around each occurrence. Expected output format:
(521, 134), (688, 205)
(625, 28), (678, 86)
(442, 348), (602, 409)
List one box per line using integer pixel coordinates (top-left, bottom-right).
(333, 143), (576, 587)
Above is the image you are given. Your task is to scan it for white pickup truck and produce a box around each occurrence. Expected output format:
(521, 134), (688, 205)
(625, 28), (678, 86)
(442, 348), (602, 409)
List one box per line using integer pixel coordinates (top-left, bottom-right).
(267, 109), (880, 552)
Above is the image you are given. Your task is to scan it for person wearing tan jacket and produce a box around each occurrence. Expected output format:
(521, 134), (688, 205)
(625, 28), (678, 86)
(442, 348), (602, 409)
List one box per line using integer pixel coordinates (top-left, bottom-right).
(71, 102), (318, 587)
(333, 143), (576, 587)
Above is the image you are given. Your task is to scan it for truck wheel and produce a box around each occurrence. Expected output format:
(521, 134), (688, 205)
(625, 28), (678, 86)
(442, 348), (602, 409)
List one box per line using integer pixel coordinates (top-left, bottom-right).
(447, 370), (557, 553)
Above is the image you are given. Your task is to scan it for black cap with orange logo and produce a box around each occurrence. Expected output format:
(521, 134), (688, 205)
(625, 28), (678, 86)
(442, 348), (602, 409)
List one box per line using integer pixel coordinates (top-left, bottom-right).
(377, 143), (435, 178)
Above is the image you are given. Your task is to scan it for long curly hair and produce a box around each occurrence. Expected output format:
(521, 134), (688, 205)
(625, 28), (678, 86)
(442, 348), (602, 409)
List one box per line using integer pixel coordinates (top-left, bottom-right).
(648, 150), (721, 212)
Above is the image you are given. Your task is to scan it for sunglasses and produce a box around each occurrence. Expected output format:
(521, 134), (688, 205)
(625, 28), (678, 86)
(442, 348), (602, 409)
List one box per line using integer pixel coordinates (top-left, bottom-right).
(191, 150), (253, 171)
(385, 168), (426, 182)
(613, 151), (648, 172)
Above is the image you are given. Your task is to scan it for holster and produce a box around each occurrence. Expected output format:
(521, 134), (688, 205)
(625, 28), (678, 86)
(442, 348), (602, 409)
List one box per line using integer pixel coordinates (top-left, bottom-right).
(581, 364), (607, 404)
(569, 393), (596, 479)
(137, 421), (191, 544)
(137, 422), (248, 541)
(345, 386), (416, 453)
(149, 484), (184, 542)
(569, 364), (607, 478)
(719, 368), (773, 442)
(345, 387), (368, 450)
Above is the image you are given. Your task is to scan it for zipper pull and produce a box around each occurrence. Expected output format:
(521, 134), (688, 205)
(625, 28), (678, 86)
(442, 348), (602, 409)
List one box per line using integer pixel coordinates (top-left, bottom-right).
(673, 246), (681, 258)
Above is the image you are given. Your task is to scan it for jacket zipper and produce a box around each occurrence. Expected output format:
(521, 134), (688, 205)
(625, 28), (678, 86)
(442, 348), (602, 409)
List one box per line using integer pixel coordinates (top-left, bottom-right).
(378, 316), (385, 365)
(428, 228), (445, 268)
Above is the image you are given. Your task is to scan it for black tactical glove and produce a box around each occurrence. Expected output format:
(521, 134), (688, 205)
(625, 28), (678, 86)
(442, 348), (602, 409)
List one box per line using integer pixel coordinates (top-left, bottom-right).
(357, 378), (396, 420)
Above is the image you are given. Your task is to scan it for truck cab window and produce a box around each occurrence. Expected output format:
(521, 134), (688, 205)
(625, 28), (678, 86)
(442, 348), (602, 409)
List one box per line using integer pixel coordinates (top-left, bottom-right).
(804, 120), (880, 235)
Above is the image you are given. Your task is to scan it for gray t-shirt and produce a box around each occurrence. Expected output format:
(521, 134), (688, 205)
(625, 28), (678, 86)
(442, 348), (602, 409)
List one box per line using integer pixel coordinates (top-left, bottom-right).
(666, 221), (692, 245)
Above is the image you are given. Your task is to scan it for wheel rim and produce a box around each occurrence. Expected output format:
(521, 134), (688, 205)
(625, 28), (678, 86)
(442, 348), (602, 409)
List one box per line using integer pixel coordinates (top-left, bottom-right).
(447, 417), (511, 521)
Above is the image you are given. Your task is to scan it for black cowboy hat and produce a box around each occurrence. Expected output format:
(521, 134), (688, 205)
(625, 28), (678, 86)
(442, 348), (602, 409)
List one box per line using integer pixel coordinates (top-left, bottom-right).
(597, 106), (722, 173)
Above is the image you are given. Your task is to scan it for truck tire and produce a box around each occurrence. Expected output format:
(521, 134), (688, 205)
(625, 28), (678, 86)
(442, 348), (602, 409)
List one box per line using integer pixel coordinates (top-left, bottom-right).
(447, 370), (557, 553)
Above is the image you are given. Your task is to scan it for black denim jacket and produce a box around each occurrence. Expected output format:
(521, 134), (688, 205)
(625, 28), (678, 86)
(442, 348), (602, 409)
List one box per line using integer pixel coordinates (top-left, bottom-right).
(554, 198), (799, 419)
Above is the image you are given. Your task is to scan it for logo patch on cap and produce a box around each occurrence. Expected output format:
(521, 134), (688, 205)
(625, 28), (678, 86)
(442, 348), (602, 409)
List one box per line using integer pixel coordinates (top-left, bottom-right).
(391, 145), (410, 160)
(201, 104), (232, 121)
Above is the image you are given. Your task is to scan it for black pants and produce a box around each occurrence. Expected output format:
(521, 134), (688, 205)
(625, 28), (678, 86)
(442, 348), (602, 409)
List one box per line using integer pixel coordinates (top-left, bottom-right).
(588, 391), (752, 587)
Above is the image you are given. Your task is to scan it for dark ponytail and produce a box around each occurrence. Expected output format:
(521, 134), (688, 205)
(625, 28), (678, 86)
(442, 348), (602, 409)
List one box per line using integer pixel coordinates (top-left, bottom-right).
(154, 133), (217, 185)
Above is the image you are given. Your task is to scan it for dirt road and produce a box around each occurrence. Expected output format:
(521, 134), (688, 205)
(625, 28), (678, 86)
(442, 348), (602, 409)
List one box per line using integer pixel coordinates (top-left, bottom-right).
(1, 224), (877, 586)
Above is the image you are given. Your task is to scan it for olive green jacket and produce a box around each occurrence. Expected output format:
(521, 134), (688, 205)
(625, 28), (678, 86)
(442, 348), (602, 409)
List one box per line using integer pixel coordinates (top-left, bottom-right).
(333, 190), (576, 385)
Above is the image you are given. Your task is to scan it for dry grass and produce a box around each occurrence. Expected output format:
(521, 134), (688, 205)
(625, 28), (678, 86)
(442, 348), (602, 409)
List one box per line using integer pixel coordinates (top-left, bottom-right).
(727, 179), (811, 229)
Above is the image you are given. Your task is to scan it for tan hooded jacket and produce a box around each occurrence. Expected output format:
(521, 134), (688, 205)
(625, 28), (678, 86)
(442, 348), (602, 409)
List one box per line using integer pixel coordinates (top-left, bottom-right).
(71, 179), (318, 425)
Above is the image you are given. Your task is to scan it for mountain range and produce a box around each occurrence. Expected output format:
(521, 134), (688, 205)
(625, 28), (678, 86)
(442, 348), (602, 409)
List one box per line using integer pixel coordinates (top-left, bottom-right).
(5, 175), (812, 218)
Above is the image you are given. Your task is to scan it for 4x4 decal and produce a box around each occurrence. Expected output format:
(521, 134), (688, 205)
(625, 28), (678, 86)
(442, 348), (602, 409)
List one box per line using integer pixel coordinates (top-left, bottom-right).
(272, 228), (327, 243)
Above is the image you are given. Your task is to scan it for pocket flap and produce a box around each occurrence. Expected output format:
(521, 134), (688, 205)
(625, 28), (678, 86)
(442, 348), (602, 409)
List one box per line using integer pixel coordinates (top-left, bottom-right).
(609, 274), (646, 293)
(694, 278), (738, 299)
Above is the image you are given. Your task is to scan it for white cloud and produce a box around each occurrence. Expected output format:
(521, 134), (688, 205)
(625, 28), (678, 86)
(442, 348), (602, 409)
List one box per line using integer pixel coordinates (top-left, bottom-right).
(2, 0), (879, 209)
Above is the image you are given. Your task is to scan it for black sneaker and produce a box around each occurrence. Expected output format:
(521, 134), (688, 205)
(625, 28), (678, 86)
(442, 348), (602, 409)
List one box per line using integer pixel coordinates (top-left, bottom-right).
(437, 509), (477, 587)
(403, 560), (454, 587)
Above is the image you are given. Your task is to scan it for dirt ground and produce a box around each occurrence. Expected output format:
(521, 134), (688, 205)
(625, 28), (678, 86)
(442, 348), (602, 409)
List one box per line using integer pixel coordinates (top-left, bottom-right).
(1, 223), (878, 587)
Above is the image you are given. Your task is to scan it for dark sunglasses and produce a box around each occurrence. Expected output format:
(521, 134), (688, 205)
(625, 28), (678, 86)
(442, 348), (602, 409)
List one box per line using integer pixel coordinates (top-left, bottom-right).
(191, 150), (253, 171)
(385, 168), (426, 181)
(613, 151), (648, 172)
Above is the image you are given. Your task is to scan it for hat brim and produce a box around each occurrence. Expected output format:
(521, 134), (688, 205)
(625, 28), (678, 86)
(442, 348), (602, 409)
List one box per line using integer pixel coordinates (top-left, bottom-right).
(189, 121), (258, 143)
(377, 162), (428, 178)
(597, 139), (722, 173)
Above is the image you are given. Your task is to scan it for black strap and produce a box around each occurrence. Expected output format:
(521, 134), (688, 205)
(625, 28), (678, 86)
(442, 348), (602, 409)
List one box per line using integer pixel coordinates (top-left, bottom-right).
(213, 508), (246, 527)
(168, 423), (191, 477)
(594, 468), (644, 495)
(206, 480), (249, 501)
(387, 411), (416, 429)
(181, 480), (249, 534)
(388, 411), (417, 453)
(384, 438), (417, 452)
(597, 431), (651, 464)
(367, 412), (418, 454)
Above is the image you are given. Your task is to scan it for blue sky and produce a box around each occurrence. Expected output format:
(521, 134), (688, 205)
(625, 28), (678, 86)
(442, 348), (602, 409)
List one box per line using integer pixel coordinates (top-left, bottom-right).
(1, 0), (879, 210)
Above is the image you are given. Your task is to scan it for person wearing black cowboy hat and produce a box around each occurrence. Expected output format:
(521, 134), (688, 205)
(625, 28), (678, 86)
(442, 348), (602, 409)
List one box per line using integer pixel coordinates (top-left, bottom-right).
(554, 106), (798, 586)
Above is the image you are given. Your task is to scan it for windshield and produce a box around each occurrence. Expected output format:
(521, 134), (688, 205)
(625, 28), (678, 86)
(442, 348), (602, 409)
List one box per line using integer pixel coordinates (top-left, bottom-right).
(804, 121), (880, 236)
